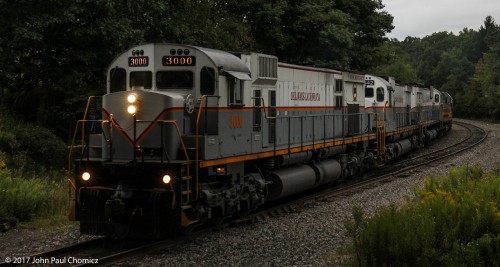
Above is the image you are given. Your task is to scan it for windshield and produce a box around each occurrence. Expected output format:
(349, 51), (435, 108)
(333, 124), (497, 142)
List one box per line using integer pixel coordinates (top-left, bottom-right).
(156, 71), (193, 89)
(130, 71), (152, 89)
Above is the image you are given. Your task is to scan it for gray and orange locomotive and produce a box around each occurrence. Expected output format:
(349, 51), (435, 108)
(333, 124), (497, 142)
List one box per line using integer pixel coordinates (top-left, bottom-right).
(68, 44), (452, 238)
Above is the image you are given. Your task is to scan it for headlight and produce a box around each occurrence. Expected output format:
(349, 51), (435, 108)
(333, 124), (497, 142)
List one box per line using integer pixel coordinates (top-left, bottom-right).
(127, 105), (137, 114)
(127, 94), (137, 103)
(162, 175), (171, 184)
(82, 172), (91, 181)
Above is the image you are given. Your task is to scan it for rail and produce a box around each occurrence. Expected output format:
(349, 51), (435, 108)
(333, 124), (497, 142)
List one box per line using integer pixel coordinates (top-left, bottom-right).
(279, 112), (376, 149)
(254, 96), (377, 155)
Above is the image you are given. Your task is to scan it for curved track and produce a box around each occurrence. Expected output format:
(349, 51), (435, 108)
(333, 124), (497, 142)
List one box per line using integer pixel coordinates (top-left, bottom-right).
(11, 121), (487, 266)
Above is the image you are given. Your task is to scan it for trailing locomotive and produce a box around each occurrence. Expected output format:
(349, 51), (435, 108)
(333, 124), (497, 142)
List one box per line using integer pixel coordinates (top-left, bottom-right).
(68, 43), (453, 238)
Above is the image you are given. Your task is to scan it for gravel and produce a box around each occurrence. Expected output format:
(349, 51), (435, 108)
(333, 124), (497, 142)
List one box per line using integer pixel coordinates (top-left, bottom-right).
(1, 118), (498, 266)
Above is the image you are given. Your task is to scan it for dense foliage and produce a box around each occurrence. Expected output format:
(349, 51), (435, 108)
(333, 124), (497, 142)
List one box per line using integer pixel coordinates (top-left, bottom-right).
(370, 16), (500, 120)
(344, 166), (500, 266)
(0, 110), (67, 223)
(0, 110), (66, 172)
(0, 0), (393, 139)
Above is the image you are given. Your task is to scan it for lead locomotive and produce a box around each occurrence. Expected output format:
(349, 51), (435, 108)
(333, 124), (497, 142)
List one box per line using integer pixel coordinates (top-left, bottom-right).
(68, 44), (452, 238)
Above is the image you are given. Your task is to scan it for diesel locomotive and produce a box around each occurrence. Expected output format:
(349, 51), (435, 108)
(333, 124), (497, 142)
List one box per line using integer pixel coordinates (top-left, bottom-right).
(68, 43), (452, 238)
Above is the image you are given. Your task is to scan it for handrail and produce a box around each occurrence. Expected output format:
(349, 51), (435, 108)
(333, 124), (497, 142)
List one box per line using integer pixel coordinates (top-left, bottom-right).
(70, 117), (192, 207)
(195, 95), (208, 203)
(67, 96), (98, 193)
(375, 113), (386, 155)
(68, 96), (95, 178)
(159, 120), (191, 205)
(257, 97), (276, 119)
(270, 111), (376, 152)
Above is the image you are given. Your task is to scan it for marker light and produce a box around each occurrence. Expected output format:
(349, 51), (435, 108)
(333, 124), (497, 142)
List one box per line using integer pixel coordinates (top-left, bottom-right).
(82, 172), (91, 181)
(127, 94), (137, 103)
(162, 175), (171, 184)
(127, 105), (137, 114)
(215, 166), (226, 175)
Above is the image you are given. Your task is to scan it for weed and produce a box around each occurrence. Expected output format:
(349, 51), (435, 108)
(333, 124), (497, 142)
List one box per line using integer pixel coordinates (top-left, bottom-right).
(342, 166), (500, 266)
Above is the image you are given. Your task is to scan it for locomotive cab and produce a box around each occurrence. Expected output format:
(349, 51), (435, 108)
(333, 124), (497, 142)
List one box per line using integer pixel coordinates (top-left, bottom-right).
(365, 75), (413, 131)
(73, 44), (256, 238)
(364, 75), (393, 108)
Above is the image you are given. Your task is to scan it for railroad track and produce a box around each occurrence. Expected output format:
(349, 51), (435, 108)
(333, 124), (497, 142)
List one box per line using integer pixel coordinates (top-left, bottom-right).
(1, 235), (194, 267)
(6, 121), (487, 266)
(1, 237), (151, 266)
(398, 121), (487, 166)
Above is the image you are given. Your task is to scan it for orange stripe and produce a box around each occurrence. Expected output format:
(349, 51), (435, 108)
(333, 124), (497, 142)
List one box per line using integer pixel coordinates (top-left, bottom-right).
(199, 136), (375, 168)
(199, 121), (444, 168)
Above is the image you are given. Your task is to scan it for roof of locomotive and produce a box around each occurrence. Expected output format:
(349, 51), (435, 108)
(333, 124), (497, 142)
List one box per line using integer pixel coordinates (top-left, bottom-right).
(108, 43), (251, 75)
(365, 74), (393, 91)
(194, 45), (251, 74)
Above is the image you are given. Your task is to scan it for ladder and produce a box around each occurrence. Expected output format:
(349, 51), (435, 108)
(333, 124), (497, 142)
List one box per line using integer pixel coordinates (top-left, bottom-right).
(376, 119), (386, 155)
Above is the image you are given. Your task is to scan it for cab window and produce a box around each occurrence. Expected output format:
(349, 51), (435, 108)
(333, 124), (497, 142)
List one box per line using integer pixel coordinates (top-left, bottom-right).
(376, 87), (385, 102)
(335, 79), (343, 92)
(365, 87), (374, 98)
(228, 76), (243, 105)
(109, 68), (126, 93)
(156, 71), (193, 89)
(200, 67), (215, 95)
(130, 71), (152, 89)
(434, 94), (440, 103)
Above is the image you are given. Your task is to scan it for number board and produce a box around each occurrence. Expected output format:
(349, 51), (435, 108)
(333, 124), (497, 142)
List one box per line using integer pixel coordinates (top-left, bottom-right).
(129, 56), (149, 67)
(365, 79), (375, 86)
(162, 56), (196, 66)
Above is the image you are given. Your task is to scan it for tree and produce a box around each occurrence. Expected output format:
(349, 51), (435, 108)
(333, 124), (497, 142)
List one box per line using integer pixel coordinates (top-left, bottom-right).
(234, 0), (393, 70)
(0, 0), (395, 139)
(0, 0), (147, 134)
(463, 41), (500, 119)
(367, 41), (419, 82)
(334, 0), (394, 70)
(454, 16), (500, 119)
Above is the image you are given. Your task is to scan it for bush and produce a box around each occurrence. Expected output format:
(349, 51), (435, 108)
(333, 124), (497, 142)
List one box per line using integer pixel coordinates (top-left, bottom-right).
(0, 168), (67, 222)
(0, 110), (69, 225)
(0, 110), (67, 172)
(343, 166), (500, 266)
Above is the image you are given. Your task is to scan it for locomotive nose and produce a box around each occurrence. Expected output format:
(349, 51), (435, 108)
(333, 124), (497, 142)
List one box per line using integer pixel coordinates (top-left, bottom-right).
(102, 90), (187, 161)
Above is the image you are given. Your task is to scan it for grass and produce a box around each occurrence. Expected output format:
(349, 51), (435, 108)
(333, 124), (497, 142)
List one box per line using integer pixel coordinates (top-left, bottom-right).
(342, 165), (500, 266)
(0, 109), (70, 228)
(0, 166), (70, 226)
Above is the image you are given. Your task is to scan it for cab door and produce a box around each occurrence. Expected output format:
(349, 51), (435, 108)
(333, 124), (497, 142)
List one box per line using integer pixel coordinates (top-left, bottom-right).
(262, 89), (276, 148)
(251, 89), (263, 153)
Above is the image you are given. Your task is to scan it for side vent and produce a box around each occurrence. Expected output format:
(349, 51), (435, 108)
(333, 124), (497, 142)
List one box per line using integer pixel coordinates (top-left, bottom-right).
(255, 55), (278, 85)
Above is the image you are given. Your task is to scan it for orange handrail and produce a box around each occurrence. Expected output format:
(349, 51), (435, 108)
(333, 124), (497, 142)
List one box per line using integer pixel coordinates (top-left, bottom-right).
(67, 96), (97, 191)
(194, 95), (209, 202)
(159, 120), (191, 205)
